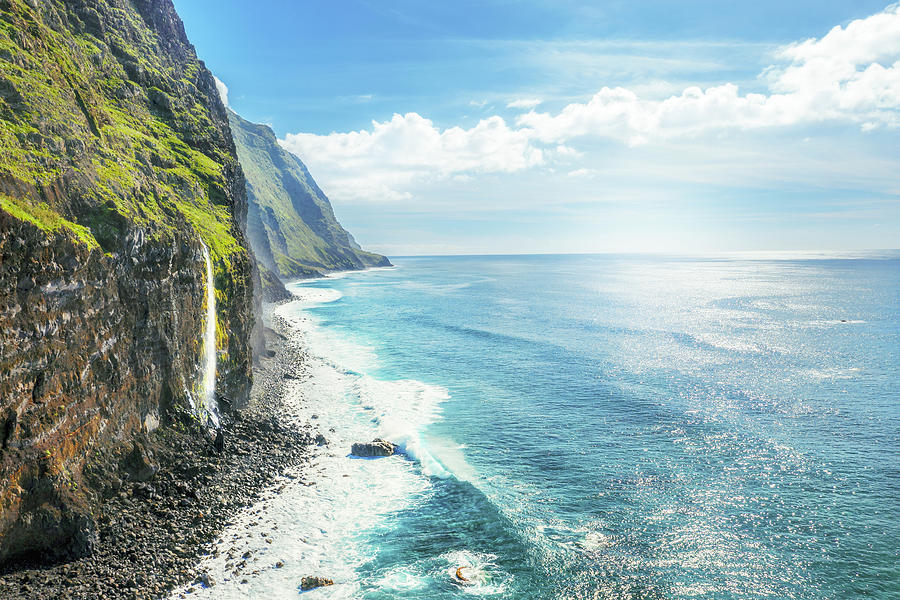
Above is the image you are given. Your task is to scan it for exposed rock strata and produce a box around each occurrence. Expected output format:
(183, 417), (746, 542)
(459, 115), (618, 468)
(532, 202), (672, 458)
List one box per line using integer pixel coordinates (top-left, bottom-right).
(0, 0), (255, 564)
(0, 324), (312, 599)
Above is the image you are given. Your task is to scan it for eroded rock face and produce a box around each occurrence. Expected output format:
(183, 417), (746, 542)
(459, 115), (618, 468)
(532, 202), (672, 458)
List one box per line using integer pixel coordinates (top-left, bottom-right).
(0, 0), (256, 565)
(350, 439), (397, 457)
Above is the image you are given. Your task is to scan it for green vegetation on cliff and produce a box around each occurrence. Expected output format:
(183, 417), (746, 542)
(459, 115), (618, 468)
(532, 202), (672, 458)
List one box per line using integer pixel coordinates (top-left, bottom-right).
(0, 0), (258, 565)
(0, 0), (244, 262)
(0, 0), (257, 394)
(228, 109), (390, 279)
(0, 193), (99, 249)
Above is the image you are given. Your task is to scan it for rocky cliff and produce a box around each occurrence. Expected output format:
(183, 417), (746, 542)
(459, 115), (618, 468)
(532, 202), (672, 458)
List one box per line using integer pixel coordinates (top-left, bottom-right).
(0, 0), (255, 564)
(228, 110), (390, 281)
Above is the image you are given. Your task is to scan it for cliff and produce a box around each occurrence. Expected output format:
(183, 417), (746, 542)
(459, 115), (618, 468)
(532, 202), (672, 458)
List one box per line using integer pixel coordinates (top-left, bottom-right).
(0, 0), (256, 564)
(227, 109), (390, 281)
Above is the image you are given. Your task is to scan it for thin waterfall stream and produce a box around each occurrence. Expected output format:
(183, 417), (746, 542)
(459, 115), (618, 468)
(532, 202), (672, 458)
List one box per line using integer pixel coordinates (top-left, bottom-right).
(200, 241), (220, 427)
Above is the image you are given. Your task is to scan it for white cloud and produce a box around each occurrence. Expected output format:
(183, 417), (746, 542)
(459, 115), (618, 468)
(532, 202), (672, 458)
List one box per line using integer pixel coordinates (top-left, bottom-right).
(280, 5), (900, 203)
(507, 98), (542, 109)
(567, 168), (598, 178)
(280, 112), (543, 201)
(213, 76), (229, 107)
(520, 5), (900, 142)
(555, 144), (583, 158)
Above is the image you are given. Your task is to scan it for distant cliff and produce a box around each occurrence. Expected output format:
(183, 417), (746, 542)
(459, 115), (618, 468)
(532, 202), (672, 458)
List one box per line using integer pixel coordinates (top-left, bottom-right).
(228, 110), (390, 282)
(0, 0), (256, 563)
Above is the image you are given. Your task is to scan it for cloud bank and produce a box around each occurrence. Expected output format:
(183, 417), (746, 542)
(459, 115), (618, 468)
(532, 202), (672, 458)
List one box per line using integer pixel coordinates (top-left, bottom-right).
(279, 5), (900, 202)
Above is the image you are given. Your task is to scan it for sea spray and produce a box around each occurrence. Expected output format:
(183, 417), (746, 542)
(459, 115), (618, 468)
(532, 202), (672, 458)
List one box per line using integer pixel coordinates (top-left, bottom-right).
(200, 241), (220, 427)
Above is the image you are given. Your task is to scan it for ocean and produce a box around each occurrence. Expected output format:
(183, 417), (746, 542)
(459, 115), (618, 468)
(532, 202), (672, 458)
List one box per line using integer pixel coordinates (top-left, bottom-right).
(184, 253), (900, 599)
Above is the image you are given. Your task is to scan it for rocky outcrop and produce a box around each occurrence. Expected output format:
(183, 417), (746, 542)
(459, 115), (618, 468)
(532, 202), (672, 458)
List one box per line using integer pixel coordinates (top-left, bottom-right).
(0, 0), (255, 565)
(228, 110), (391, 280)
(257, 262), (292, 303)
(350, 439), (397, 457)
(300, 576), (334, 591)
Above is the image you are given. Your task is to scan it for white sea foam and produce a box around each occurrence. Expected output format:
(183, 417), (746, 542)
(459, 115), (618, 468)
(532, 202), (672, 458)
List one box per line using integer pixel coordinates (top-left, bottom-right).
(440, 550), (512, 596)
(285, 286), (343, 305)
(805, 366), (861, 380)
(171, 286), (451, 599)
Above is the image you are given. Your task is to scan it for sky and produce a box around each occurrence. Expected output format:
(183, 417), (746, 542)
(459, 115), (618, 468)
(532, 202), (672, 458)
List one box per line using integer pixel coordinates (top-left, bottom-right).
(174, 0), (900, 255)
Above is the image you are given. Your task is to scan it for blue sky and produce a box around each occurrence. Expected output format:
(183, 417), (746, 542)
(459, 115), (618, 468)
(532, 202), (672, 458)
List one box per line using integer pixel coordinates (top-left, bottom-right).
(175, 0), (900, 255)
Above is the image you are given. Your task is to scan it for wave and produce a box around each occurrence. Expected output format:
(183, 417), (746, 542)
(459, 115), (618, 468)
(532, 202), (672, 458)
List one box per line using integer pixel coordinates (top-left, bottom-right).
(173, 291), (461, 598)
(351, 375), (452, 478)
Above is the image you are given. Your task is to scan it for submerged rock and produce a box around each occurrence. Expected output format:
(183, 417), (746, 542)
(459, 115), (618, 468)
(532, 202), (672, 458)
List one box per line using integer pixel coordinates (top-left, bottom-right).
(300, 576), (334, 591)
(350, 439), (396, 457)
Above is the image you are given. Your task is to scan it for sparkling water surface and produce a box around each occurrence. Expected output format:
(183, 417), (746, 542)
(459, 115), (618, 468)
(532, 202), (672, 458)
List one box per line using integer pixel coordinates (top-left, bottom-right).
(186, 253), (900, 599)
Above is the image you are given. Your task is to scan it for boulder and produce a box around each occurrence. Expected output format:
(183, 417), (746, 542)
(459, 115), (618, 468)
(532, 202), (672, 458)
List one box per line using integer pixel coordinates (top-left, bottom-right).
(300, 576), (334, 591)
(350, 439), (396, 457)
(122, 441), (158, 483)
(213, 429), (225, 453)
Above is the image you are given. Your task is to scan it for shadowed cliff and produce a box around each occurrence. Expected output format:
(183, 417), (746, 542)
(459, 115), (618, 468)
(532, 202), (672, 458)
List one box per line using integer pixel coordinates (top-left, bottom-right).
(228, 109), (390, 285)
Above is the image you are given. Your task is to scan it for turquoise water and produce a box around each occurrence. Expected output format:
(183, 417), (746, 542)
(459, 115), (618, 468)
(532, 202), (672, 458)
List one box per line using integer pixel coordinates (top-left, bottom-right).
(292, 253), (899, 599)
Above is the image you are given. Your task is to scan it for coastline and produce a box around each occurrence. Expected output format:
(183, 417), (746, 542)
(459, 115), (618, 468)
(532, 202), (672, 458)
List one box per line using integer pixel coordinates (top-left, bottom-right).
(0, 309), (312, 600)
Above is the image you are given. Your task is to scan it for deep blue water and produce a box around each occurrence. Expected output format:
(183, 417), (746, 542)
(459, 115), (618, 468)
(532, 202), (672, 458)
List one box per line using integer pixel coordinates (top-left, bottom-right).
(296, 253), (900, 599)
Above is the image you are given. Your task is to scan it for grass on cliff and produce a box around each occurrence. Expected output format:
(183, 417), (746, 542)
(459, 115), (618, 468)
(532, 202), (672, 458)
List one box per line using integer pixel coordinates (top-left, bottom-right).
(0, 0), (243, 265)
(1, 194), (99, 250)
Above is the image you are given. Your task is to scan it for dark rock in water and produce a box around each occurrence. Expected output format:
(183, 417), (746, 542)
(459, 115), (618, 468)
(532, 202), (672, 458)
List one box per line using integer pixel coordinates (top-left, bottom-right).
(300, 576), (334, 591)
(350, 439), (396, 457)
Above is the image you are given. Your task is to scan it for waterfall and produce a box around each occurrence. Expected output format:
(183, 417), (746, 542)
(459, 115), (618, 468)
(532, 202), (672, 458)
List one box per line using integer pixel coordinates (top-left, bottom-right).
(200, 241), (220, 427)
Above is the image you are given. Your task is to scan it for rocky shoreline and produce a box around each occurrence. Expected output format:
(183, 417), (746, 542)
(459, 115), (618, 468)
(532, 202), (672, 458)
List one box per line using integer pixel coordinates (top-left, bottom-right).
(0, 313), (310, 600)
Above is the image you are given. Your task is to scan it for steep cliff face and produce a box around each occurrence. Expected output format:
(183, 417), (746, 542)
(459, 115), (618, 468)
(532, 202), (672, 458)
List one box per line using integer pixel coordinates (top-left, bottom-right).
(228, 110), (390, 280)
(0, 0), (255, 563)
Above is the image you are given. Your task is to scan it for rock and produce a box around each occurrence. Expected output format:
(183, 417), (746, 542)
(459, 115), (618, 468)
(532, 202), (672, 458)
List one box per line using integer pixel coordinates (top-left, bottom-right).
(213, 430), (225, 453)
(275, 560), (284, 568)
(0, 0), (258, 565)
(314, 433), (327, 446)
(199, 572), (215, 588)
(123, 441), (158, 483)
(350, 439), (396, 457)
(300, 576), (334, 591)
